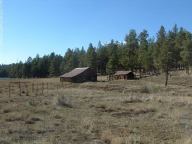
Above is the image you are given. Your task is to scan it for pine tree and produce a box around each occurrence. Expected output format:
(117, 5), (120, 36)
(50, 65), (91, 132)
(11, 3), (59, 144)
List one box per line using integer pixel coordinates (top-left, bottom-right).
(106, 40), (119, 74)
(87, 43), (97, 70)
(160, 32), (175, 86)
(122, 29), (138, 71)
(63, 48), (74, 72)
(31, 54), (40, 77)
(79, 47), (86, 67)
(138, 30), (149, 77)
(96, 41), (108, 74)
(147, 38), (155, 72)
(22, 57), (32, 78)
(155, 26), (166, 71)
(180, 32), (192, 74)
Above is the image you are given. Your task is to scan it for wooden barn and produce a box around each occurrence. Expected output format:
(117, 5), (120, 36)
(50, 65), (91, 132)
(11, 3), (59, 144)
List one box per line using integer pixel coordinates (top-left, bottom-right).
(60, 67), (97, 83)
(114, 71), (135, 80)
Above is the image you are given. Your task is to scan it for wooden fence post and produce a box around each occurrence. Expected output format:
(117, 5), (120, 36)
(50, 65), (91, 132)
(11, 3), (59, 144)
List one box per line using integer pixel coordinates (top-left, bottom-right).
(42, 82), (44, 96)
(35, 83), (38, 96)
(32, 83), (34, 93)
(47, 83), (48, 94)
(57, 84), (59, 97)
(26, 84), (29, 96)
(19, 81), (21, 96)
(8, 83), (11, 99)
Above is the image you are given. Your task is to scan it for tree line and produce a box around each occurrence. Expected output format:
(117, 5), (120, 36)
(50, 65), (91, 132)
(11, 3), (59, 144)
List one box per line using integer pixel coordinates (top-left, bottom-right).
(0, 25), (192, 83)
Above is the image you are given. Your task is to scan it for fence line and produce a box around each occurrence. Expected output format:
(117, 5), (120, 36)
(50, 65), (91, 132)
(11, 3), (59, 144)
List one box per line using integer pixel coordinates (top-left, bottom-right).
(0, 81), (75, 100)
(1, 82), (67, 98)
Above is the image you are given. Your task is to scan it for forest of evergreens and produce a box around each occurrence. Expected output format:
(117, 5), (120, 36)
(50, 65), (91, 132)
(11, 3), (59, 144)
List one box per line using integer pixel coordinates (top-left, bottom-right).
(0, 25), (192, 80)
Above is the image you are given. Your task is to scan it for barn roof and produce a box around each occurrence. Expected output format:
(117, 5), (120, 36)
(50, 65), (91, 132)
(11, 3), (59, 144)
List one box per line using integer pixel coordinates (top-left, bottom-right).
(60, 67), (90, 78)
(114, 71), (133, 76)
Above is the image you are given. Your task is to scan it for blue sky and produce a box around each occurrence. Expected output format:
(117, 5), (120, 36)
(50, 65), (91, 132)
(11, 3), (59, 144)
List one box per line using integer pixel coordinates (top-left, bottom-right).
(0, 0), (192, 64)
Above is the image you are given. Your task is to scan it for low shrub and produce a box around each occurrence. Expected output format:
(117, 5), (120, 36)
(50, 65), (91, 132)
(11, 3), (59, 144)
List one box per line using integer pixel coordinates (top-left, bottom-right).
(57, 95), (73, 108)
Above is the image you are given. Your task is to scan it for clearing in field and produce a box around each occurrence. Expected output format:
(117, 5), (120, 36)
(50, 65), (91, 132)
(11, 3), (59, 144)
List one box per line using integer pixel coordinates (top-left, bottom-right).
(0, 72), (192, 144)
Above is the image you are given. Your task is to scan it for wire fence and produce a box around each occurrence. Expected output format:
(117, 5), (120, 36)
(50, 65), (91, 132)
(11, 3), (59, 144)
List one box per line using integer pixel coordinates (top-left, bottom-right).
(0, 81), (70, 98)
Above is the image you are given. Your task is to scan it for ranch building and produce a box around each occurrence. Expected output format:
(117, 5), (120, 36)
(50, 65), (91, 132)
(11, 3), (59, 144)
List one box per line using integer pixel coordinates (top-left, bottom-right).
(60, 67), (97, 83)
(114, 71), (135, 80)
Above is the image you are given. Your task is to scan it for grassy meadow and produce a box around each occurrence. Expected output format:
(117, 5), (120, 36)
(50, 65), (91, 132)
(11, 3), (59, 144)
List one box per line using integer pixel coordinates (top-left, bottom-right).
(0, 71), (192, 144)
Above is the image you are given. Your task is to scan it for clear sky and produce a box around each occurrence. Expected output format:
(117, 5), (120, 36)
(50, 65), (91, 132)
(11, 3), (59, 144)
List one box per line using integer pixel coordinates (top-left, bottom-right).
(0, 0), (191, 64)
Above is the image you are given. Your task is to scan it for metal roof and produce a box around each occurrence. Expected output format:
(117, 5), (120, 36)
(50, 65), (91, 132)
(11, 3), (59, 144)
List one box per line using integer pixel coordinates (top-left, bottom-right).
(60, 67), (90, 78)
(114, 71), (133, 76)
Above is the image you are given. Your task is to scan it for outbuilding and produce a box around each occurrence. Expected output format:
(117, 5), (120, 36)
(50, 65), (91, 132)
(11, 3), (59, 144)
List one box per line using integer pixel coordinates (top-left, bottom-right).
(60, 67), (97, 83)
(114, 71), (135, 80)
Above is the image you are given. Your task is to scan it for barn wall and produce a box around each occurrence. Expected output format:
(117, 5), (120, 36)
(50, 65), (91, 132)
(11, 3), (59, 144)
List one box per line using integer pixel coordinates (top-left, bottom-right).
(60, 68), (97, 83)
(127, 73), (135, 79)
(60, 77), (72, 82)
(73, 68), (97, 82)
(114, 72), (135, 80)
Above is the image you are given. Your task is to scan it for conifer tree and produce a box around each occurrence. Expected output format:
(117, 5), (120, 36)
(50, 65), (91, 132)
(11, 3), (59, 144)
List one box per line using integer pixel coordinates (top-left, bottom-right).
(155, 26), (166, 71)
(106, 40), (119, 74)
(97, 41), (108, 74)
(138, 30), (149, 77)
(87, 43), (97, 70)
(180, 32), (192, 74)
(122, 29), (138, 71)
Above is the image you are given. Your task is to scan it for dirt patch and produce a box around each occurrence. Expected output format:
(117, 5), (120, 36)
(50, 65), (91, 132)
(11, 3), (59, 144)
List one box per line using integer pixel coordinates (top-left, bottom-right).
(123, 98), (143, 104)
(94, 105), (117, 113)
(111, 108), (156, 117)
(25, 117), (42, 125)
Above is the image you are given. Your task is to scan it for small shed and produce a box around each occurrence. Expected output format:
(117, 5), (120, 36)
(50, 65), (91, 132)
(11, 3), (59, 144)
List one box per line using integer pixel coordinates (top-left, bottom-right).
(60, 67), (97, 83)
(114, 71), (135, 80)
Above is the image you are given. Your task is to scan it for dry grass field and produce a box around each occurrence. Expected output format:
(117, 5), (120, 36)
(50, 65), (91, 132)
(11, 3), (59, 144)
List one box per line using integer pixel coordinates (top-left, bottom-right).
(0, 71), (192, 144)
